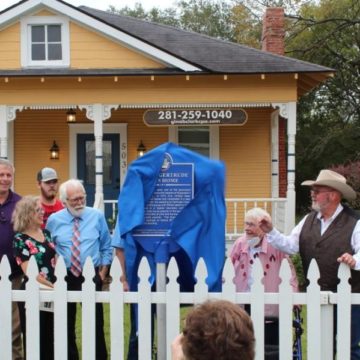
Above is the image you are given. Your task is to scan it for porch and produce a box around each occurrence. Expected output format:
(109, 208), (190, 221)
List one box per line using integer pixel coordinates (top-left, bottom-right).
(104, 197), (289, 243)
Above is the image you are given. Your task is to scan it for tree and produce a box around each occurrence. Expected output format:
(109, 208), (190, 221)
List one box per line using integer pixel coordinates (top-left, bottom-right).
(110, 0), (242, 42)
(239, 0), (360, 211)
(287, 0), (360, 210)
(109, 3), (180, 27)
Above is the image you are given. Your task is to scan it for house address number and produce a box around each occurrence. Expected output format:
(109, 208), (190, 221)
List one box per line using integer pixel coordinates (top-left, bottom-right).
(143, 108), (248, 126)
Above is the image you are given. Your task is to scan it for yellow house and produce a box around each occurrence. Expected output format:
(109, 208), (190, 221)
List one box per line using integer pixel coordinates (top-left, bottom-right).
(0, 0), (333, 236)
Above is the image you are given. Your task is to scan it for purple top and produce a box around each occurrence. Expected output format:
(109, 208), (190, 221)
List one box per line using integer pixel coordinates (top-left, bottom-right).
(0, 190), (22, 277)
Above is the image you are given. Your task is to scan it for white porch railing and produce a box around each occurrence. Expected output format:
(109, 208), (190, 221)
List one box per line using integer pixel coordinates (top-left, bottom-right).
(225, 197), (287, 239)
(0, 255), (356, 360)
(104, 197), (288, 239)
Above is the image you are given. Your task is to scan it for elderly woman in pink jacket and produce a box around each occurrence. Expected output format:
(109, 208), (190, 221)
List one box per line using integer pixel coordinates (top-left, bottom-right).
(230, 207), (299, 359)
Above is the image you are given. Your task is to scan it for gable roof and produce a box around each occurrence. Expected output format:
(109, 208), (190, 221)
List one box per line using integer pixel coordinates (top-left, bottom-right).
(0, 0), (333, 77)
(78, 5), (333, 75)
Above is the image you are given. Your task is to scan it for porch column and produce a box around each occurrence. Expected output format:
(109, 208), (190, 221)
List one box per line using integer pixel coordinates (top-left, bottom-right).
(0, 105), (23, 159)
(285, 102), (297, 234)
(270, 109), (279, 198)
(272, 102), (297, 234)
(79, 104), (119, 211)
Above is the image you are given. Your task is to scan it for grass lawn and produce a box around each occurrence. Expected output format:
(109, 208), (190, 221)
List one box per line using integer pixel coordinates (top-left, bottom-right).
(75, 304), (308, 359)
(75, 303), (131, 359)
(75, 303), (189, 359)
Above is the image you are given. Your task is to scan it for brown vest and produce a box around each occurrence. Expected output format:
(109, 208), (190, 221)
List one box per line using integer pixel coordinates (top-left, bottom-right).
(299, 206), (360, 292)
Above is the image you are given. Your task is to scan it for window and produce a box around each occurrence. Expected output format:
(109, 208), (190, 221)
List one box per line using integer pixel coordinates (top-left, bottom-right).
(31, 24), (62, 61)
(178, 127), (210, 157)
(169, 125), (219, 159)
(21, 16), (70, 67)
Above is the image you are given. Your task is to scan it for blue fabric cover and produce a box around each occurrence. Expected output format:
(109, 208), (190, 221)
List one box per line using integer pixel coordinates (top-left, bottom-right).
(114, 142), (226, 291)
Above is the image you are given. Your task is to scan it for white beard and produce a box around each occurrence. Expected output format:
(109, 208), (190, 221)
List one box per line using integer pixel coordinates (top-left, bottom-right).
(311, 201), (321, 212)
(68, 205), (84, 218)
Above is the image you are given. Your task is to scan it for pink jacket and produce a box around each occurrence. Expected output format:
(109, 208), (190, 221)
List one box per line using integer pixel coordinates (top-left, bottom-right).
(230, 234), (299, 317)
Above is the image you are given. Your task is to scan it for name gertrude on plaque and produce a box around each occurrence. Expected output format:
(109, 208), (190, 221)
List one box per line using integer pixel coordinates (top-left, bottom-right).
(143, 108), (248, 126)
(133, 153), (194, 240)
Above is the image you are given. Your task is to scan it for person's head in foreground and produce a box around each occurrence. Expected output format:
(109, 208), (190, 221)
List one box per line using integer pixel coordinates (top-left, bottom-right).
(172, 299), (255, 360)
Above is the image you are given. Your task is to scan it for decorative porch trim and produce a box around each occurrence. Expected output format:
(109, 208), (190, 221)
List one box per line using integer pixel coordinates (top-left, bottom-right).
(121, 103), (272, 109)
(6, 106), (24, 122)
(78, 104), (119, 122)
(28, 105), (77, 110)
(271, 102), (289, 119)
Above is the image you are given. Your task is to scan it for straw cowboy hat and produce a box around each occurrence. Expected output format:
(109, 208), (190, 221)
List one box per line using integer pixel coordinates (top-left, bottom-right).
(301, 169), (356, 201)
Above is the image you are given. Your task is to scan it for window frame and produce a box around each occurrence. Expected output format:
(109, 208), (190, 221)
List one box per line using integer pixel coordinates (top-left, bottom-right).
(168, 125), (219, 159)
(21, 16), (70, 67)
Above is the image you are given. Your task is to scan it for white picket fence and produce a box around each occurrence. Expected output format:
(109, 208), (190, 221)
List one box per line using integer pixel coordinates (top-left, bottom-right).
(0, 255), (357, 360)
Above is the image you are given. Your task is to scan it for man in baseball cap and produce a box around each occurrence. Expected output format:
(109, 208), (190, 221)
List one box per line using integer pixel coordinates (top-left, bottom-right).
(37, 167), (63, 227)
(259, 169), (360, 358)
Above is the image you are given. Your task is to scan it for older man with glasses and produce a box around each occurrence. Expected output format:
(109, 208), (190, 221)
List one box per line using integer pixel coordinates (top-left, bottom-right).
(0, 158), (23, 360)
(46, 179), (112, 360)
(260, 169), (360, 360)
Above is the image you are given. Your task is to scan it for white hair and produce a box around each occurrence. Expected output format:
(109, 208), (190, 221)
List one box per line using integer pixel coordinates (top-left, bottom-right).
(245, 207), (271, 222)
(0, 158), (15, 173)
(59, 179), (85, 204)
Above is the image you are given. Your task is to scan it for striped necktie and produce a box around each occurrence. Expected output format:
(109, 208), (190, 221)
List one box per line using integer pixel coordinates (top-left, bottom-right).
(70, 217), (81, 277)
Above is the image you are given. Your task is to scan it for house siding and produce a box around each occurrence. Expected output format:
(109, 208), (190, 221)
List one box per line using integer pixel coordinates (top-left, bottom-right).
(0, 75), (298, 105)
(14, 109), (69, 193)
(0, 22), (20, 69)
(69, 22), (166, 69)
(220, 108), (271, 198)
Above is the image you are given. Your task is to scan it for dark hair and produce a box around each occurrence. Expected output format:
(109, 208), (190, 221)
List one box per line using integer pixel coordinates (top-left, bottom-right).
(181, 300), (255, 360)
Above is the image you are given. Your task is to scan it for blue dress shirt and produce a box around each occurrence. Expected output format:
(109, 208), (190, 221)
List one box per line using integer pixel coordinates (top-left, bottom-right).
(47, 207), (112, 268)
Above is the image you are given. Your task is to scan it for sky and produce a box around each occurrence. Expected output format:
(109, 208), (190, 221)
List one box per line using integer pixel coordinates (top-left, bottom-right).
(0, 0), (178, 12)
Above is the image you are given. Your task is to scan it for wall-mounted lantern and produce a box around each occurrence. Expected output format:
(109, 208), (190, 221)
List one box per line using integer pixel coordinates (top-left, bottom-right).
(66, 108), (76, 123)
(49, 141), (60, 160)
(137, 140), (147, 157)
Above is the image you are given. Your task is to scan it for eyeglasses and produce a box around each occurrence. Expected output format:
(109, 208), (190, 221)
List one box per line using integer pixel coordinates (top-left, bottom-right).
(310, 189), (333, 195)
(67, 195), (86, 203)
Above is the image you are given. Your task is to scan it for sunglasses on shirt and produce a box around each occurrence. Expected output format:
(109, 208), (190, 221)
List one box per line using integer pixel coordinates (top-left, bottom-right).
(0, 211), (8, 223)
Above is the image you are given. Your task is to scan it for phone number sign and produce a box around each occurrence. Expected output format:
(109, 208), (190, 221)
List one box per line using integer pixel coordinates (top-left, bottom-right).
(143, 108), (248, 126)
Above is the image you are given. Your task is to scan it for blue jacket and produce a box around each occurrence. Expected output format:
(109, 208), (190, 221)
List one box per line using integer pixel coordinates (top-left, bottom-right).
(113, 142), (226, 291)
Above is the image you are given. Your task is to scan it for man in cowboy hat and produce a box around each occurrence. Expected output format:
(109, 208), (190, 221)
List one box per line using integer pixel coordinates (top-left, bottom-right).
(259, 169), (360, 359)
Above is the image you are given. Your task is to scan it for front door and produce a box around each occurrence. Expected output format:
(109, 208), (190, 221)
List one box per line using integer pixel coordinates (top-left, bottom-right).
(77, 134), (120, 225)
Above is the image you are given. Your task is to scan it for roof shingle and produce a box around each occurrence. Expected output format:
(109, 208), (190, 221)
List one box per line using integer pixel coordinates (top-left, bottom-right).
(79, 5), (333, 74)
